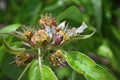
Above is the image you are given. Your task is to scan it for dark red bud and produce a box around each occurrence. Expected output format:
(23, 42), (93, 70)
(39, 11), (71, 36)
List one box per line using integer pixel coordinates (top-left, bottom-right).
(25, 53), (35, 63)
(54, 35), (63, 45)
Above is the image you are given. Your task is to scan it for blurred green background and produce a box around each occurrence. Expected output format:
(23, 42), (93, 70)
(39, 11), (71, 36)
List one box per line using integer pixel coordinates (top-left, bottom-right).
(0, 0), (120, 80)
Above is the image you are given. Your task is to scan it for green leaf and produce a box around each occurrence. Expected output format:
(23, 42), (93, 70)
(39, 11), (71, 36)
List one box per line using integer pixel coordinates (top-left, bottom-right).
(28, 60), (40, 80)
(0, 23), (20, 33)
(111, 26), (120, 41)
(42, 65), (58, 80)
(31, 3), (42, 25)
(28, 60), (58, 80)
(97, 39), (120, 72)
(108, 40), (120, 72)
(0, 37), (25, 54)
(65, 51), (115, 80)
(0, 23), (21, 38)
(57, 6), (85, 26)
(97, 40), (113, 58)
(91, 0), (102, 31)
(54, 67), (71, 80)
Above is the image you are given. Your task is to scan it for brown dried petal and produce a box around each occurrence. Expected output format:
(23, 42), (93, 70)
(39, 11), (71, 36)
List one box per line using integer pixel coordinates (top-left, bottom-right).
(50, 50), (66, 67)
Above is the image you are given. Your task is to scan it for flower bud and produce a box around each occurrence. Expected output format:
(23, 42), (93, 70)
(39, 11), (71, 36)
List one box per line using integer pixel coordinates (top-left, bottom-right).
(53, 35), (63, 45)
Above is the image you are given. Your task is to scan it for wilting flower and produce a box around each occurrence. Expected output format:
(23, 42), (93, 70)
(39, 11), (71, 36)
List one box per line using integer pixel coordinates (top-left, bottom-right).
(31, 30), (50, 47)
(49, 50), (66, 67)
(39, 14), (57, 27)
(43, 19), (88, 45)
(16, 14), (88, 49)
(15, 52), (35, 66)
(21, 29), (34, 40)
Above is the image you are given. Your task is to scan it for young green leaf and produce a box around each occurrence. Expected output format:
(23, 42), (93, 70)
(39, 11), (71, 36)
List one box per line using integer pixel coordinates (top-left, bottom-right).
(0, 23), (20, 33)
(65, 51), (115, 80)
(0, 23), (21, 38)
(57, 6), (84, 26)
(28, 60), (58, 80)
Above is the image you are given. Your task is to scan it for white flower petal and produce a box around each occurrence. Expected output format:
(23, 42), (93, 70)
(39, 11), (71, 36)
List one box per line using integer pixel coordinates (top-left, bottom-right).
(67, 28), (76, 37)
(44, 25), (52, 39)
(64, 23), (68, 32)
(76, 21), (88, 34)
(57, 21), (66, 30)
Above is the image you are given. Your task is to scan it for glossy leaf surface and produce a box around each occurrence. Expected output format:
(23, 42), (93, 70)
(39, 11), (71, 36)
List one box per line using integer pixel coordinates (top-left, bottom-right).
(65, 51), (115, 80)
(28, 60), (58, 80)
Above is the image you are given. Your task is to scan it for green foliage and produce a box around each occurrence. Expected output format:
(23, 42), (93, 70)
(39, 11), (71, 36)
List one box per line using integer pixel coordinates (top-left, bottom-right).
(28, 60), (58, 80)
(0, 0), (120, 80)
(0, 45), (25, 80)
(0, 23), (21, 37)
(65, 51), (115, 80)
(0, 23), (20, 33)
(0, 37), (25, 54)
(57, 6), (84, 26)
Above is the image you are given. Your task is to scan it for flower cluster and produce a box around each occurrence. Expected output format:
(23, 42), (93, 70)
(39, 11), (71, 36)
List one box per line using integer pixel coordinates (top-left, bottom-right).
(17, 14), (88, 49)
(15, 14), (88, 67)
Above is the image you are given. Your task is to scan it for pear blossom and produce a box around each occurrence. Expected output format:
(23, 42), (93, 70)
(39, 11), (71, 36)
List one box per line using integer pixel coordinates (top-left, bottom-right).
(17, 15), (88, 49)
